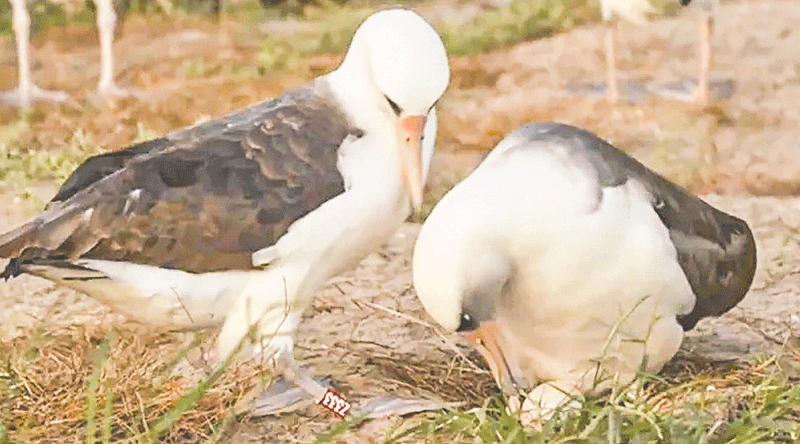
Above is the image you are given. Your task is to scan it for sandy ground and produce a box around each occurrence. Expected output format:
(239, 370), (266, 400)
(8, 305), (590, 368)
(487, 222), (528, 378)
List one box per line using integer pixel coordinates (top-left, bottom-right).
(438, 0), (800, 195)
(2, 0), (800, 442)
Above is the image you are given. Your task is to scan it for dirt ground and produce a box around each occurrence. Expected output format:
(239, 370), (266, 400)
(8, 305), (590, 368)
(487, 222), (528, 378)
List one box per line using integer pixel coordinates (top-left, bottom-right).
(2, 0), (800, 442)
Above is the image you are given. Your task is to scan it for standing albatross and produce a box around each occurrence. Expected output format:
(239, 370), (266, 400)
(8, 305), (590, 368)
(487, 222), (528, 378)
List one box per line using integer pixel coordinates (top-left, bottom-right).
(600, 0), (717, 104)
(4, 0), (131, 106)
(0, 8), (449, 410)
(413, 122), (756, 425)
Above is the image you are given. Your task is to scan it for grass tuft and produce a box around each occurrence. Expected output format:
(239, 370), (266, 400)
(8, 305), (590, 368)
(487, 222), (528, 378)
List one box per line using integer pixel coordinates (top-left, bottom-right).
(0, 324), (259, 444)
(375, 354), (800, 443)
(0, 122), (103, 192)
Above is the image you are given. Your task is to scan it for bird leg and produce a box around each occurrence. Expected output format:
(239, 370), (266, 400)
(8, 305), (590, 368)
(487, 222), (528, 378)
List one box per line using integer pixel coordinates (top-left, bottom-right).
(272, 348), (329, 401)
(604, 24), (620, 104)
(692, 11), (713, 105)
(93, 0), (137, 99)
(235, 347), (332, 416)
(240, 348), (446, 418)
(3, 0), (68, 107)
(10, 0), (30, 107)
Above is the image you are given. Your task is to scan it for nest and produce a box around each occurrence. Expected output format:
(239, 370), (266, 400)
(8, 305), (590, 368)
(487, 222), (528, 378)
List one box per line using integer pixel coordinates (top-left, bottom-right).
(5, 315), (796, 443)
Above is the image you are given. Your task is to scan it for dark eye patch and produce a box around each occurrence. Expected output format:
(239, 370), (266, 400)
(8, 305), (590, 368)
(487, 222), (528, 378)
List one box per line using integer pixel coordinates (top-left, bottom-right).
(456, 312), (478, 332)
(385, 95), (402, 116)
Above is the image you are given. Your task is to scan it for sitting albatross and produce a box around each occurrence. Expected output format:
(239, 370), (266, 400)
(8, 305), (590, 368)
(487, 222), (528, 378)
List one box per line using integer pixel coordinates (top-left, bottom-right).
(0, 8), (449, 412)
(413, 122), (756, 424)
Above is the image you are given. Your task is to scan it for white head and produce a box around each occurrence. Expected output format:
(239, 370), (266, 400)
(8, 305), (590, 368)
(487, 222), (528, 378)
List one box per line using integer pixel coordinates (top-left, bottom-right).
(328, 9), (450, 210)
(413, 181), (528, 395)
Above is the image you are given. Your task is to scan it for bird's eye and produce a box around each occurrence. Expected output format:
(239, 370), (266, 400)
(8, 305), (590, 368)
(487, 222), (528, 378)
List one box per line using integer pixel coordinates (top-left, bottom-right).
(457, 312), (477, 332)
(385, 95), (402, 116)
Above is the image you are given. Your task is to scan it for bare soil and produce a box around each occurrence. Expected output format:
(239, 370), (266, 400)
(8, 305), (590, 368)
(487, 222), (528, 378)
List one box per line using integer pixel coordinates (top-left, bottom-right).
(2, 0), (800, 442)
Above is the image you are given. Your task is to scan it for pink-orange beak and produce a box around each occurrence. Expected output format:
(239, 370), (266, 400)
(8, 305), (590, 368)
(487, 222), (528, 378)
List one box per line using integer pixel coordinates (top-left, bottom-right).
(397, 115), (426, 212)
(465, 321), (527, 395)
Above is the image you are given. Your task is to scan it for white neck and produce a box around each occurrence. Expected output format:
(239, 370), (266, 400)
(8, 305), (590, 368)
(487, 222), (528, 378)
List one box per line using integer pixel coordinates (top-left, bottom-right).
(271, 78), (419, 301)
(323, 59), (387, 134)
(282, 58), (438, 294)
(277, 150), (409, 304)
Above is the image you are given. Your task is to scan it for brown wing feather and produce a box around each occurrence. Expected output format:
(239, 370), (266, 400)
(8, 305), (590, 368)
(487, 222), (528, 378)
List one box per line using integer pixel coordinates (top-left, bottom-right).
(0, 87), (356, 274)
(650, 190), (757, 331)
(50, 137), (171, 204)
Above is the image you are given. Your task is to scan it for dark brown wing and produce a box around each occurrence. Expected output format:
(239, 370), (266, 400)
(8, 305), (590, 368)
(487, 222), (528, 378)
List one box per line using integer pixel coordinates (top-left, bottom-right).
(0, 87), (357, 273)
(515, 122), (757, 331)
(650, 184), (756, 330)
(50, 137), (171, 204)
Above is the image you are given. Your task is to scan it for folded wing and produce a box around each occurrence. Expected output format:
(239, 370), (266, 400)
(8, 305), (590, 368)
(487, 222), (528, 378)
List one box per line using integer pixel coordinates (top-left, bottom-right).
(0, 88), (357, 274)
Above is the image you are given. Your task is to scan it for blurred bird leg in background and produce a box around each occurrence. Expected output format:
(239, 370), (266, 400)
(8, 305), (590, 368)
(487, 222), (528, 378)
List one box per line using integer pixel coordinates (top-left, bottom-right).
(93, 0), (136, 98)
(604, 22), (620, 104)
(681, 0), (718, 104)
(598, 0), (654, 103)
(4, 0), (68, 107)
(693, 9), (713, 105)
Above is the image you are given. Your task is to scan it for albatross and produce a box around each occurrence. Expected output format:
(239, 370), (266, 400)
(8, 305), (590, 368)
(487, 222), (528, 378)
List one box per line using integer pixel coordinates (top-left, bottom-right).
(0, 8), (449, 412)
(413, 122), (756, 424)
(4, 0), (131, 106)
(599, 0), (717, 104)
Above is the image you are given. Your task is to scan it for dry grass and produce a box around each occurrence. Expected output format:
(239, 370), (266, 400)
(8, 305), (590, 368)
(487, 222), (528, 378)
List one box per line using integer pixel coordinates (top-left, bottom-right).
(2, 257), (799, 443)
(3, 318), (800, 443)
(0, 324), (262, 443)
(366, 351), (498, 405)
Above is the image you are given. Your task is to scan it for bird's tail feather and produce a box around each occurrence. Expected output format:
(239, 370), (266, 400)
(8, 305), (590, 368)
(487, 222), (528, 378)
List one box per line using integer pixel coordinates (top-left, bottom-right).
(17, 258), (107, 281)
(0, 204), (90, 260)
(0, 221), (39, 258)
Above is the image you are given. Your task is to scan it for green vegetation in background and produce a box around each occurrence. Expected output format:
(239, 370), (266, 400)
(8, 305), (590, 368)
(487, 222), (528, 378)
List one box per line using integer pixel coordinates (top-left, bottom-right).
(253, 5), (370, 71)
(441, 0), (591, 56)
(0, 0), (215, 36)
(0, 0), (687, 73)
(246, 0), (592, 74)
(0, 119), (160, 193)
(247, 0), (680, 71)
(0, 0), (92, 36)
(440, 0), (686, 56)
(0, 121), (102, 191)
